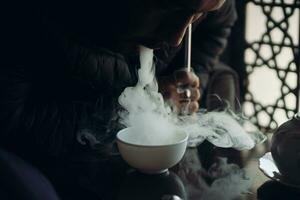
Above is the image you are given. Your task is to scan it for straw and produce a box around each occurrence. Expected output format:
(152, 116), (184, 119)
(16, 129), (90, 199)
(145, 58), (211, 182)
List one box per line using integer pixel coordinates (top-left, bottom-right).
(178, 24), (193, 115)
(187, 24), (192, 72)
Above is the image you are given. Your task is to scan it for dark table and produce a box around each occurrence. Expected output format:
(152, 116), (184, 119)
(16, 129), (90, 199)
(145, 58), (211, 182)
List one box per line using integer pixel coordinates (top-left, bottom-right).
(66, 142), (283, 200)
(2, 137), (300, 200)
(109, 139), (300, 200)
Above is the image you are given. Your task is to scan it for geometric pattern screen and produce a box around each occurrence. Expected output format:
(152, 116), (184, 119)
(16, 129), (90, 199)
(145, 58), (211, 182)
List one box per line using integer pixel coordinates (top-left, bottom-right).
(243, 0), (300, 132)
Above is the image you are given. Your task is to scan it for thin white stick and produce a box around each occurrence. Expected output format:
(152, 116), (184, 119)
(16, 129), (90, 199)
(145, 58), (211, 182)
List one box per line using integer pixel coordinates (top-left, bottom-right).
(187, 24), (192, 72)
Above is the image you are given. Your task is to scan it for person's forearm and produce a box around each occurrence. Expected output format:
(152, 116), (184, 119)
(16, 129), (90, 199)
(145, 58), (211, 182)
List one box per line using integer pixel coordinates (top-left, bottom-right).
(0, 67), (119, 158)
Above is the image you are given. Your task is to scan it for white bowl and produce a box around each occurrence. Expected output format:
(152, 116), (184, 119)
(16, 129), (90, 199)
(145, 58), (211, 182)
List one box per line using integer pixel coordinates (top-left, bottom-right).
(116, 128), (188, 174)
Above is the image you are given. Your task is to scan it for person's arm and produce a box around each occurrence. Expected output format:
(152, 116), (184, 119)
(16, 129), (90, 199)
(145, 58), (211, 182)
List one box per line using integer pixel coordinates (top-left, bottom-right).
(155, 0), (237, 105)
(1, 2), (136, 160)
(0, 49), (132, 159)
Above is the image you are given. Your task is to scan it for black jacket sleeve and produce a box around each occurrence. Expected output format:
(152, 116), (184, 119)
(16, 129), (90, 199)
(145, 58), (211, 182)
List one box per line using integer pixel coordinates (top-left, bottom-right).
(1, 3), (135, 159)
(153, 0), (237, 82)
(0, 48), (132, 160)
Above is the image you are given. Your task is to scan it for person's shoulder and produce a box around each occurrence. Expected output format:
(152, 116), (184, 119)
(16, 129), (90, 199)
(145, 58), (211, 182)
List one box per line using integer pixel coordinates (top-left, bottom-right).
(200, 0), (237, 26)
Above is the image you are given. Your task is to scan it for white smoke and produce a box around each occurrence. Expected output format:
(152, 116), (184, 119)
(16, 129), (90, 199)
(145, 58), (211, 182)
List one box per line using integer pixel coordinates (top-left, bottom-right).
(177, 150), (252, 200)
(117, 45), (261, 199)
(118, 46), (179, 145)
(118, 45), (265, 148)
(184, 111), (256, 150)
(202, 158), (252, 200)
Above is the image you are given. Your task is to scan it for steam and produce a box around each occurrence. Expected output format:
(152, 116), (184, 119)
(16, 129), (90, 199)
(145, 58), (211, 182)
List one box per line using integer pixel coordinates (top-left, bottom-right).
(184, 111), (256, 150)
(177, 150), (252, 200)
(116, 45), (261, 199)
(77, 129), (101, 147)
(203, 158), (251, 200)
(118, 45), (266, 148)
(118, 46), (178, 145)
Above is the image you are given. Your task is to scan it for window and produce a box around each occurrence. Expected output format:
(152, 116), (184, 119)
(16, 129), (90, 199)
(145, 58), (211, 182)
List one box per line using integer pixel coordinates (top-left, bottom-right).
(243, 0), (300, 131)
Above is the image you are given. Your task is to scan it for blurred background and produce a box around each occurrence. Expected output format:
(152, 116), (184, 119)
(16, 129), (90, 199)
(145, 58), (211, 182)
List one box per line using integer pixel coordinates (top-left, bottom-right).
(217, 2), (300, 197)
(223, 0), (299, 133)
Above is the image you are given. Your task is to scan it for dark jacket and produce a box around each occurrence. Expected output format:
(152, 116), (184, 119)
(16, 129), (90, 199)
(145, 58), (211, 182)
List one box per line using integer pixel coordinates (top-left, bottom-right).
(1, 1), (236, 199)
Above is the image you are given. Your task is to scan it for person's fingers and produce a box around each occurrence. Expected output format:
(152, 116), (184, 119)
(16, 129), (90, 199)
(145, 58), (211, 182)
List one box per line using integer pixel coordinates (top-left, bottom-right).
(190, 73), (200, 88)
(174, 70), (199, 88)
(190, 88), (201, 101)
(158, 73), (200, 114)
(177, 89), (190, 99)
(161, 84), (176, 99)
(178, 100), (191, 114)
(171, 99), (184, 113)
(177, 88), (200, 101)
(188, 101), (199, 113)
(176, 100), (199, 114)
(174, 70), (191, 86)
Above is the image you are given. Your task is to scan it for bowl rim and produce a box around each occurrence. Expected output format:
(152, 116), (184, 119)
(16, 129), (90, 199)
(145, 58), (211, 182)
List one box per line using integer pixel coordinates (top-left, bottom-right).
(116, 127), (188, 148)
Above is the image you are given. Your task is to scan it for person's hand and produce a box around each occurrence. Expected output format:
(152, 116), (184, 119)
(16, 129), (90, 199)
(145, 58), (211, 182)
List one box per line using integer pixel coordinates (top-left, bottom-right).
(158, 69), (200, 114)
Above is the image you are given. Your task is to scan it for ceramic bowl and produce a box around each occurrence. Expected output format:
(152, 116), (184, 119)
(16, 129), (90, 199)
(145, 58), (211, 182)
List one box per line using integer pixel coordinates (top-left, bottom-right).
(116, 128), (188, 174)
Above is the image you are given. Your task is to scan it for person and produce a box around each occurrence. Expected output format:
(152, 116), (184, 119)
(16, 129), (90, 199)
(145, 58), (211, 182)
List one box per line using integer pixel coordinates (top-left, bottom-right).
(1, 0), (237, 199)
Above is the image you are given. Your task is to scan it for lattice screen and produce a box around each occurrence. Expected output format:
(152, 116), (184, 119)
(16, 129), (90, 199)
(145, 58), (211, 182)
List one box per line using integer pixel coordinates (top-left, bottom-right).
(243, 0), (300, 132)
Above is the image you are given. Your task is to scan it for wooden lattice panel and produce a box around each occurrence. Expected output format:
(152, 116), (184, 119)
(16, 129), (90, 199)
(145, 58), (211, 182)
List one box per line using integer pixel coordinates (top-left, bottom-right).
(243, 0), (300, 131)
